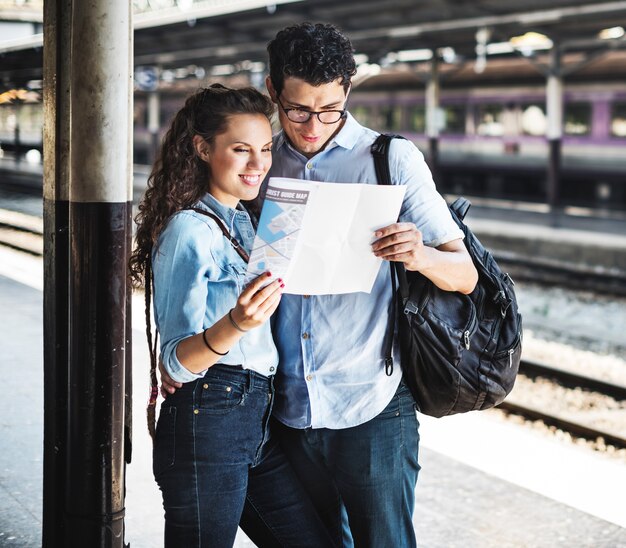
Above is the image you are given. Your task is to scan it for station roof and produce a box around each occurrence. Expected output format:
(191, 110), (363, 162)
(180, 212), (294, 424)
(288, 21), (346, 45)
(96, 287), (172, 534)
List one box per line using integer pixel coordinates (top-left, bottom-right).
(1, 0), (626, 90)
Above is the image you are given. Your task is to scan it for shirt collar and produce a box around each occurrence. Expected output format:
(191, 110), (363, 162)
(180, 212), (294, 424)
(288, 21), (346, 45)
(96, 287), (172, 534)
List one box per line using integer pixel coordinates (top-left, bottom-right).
(199, 192), (248, 226)
(274, 111), (362, 155)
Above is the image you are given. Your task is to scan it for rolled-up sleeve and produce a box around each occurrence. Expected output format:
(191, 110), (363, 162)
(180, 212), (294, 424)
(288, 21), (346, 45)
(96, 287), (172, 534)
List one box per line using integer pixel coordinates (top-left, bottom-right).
(152, 213), (214, 383)
(390, 138), (463, 247)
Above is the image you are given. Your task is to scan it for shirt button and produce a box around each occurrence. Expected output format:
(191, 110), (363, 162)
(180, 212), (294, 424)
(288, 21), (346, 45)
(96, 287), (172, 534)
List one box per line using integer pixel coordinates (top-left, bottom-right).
(302, 332), (309, 339)
(306, 374), (313, 381)
(306, 162), (313, 169)
(269, 366), (275, 372)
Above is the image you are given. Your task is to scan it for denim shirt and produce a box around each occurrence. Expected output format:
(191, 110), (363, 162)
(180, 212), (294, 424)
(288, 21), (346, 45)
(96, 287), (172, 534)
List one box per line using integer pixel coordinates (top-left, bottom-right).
(268, 113), (464, 429)
(152, 192), (279, 383)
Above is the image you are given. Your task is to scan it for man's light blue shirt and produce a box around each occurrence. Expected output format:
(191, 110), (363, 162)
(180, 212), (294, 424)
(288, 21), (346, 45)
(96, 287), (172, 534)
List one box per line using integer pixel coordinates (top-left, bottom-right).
(269, 113), (463, 429)
(152, 193), (279, 383)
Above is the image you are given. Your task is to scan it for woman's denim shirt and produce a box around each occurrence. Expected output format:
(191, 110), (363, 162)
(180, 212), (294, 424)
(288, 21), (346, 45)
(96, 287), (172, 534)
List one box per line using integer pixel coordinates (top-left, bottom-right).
(152, 193), (279, 383)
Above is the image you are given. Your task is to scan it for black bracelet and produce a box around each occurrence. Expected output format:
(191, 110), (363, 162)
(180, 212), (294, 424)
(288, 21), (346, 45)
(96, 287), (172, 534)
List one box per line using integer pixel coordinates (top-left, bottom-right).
(202, 329), (229, 356)
(228, 308), (248, 333)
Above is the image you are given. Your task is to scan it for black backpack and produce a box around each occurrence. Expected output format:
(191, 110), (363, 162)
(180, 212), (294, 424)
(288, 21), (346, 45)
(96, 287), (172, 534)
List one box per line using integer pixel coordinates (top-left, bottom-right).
(372, 134), (522, 417)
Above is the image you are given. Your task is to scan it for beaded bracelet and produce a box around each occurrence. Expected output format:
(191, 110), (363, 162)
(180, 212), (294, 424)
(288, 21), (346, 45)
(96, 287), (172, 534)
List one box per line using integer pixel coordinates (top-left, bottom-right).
(202, 329), (229, 356)
(228, 308), (248, 333)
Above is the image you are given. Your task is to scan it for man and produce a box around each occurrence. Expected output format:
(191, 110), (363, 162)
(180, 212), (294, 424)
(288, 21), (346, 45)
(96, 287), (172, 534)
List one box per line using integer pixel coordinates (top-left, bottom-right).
(163, 22), (477, 547)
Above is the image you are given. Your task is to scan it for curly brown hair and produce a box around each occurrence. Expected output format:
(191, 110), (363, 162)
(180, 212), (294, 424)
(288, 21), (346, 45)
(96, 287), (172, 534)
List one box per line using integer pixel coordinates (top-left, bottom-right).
(128, 84), (274, 439)
(129, 84), (274, 289)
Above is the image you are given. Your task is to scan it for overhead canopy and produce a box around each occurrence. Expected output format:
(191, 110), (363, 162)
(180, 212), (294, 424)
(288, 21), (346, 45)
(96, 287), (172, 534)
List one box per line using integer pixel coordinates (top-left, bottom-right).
(1, 0), (626, 89)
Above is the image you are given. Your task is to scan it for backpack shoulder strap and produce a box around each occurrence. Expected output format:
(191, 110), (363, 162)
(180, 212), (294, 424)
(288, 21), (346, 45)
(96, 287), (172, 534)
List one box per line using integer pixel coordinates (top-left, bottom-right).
(370, 133), (410, 376)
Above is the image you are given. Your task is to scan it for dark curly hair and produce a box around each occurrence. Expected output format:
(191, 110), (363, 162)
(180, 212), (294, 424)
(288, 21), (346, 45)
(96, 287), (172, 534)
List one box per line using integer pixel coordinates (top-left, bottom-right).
(128, 83), (273, 439)
(129, 84), (273, 289)
(267, 22), (357, 97)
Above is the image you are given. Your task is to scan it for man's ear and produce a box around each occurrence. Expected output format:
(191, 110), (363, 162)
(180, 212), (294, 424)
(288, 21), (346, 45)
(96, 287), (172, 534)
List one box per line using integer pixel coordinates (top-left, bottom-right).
(193, 135), (210, 162)
(344, 82), (352, 101)
(265, 76), (278, 103)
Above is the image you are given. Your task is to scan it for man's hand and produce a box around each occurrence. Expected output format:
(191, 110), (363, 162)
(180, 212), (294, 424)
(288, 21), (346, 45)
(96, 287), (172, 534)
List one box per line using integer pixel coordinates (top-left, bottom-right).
(371, 222), (431, 272)
(158, 358), (182, 398)
(372, 223), (477, 294)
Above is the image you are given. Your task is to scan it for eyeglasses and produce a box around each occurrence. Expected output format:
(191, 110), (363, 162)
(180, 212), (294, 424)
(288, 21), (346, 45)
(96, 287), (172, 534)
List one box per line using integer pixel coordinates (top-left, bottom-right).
(277, 97), (346, 124)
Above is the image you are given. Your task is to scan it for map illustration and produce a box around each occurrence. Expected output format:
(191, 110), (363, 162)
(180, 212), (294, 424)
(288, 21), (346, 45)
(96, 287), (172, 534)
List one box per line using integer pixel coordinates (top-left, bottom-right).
(244, 184), (309, 285)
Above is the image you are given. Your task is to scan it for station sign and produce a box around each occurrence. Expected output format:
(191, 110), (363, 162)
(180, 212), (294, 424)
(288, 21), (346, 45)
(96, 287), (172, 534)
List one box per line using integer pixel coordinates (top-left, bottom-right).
(134, 66), (159, 92)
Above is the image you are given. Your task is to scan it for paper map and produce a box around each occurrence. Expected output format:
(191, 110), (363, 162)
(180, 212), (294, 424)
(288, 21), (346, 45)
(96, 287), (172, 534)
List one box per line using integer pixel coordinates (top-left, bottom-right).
(245, 177), (406, 295)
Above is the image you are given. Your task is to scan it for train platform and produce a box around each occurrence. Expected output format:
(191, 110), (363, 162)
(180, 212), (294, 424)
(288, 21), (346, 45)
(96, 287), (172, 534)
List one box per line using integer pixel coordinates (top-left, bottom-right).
(1, 245), (625, 547)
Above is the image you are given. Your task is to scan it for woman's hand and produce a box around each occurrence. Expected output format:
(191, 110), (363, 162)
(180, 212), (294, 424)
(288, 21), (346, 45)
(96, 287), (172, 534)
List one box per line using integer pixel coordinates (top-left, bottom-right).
(230, 272), (284, 331)
(168, 272), (284, 377)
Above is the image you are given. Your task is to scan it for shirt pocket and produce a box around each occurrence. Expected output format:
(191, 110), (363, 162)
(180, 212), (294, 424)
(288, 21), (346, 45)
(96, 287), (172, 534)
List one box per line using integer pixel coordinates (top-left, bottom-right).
(223, 261), (247, 293)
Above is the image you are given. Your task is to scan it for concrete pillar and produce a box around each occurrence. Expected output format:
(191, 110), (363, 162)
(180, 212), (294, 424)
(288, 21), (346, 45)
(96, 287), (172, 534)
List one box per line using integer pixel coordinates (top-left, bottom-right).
(426, 54), (440, 182)
(67, 0), (132, 545)
(546, 45), (563, 211)
(42, 0), (72, 545)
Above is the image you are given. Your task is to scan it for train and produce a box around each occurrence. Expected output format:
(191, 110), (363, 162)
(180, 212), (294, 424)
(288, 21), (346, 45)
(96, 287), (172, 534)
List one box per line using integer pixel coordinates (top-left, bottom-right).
(2, 57), (625, 210)
(348, 79), (626, 209)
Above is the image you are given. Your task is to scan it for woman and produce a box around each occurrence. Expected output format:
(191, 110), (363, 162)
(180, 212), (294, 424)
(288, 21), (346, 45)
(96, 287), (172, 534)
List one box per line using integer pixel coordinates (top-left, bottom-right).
(129, 84), (333, 547)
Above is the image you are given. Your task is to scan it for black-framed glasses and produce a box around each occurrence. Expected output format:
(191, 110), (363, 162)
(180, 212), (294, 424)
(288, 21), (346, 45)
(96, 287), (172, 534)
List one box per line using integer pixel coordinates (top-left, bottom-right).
(277, 97), (346, 124)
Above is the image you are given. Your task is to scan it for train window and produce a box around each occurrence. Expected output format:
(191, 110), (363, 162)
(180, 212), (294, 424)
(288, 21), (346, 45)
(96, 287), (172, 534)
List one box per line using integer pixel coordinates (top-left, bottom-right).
(442, 105), (465, 134)
(351, 105), (371, 128)
(0, 106), (17, 133)
(476, 104), (504, 137)
(521, 103), (546, 136)
(379, 106), (403, 132)
(19, 104), (43, 135)
(610, 103), (626, 138)
(407, 106), (425, 133)
(564, 103), (591, 136)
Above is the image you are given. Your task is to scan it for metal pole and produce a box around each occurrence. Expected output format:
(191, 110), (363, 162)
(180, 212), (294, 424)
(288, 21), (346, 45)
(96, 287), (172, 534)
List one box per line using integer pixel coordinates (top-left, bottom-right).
(426, 53), (440, 184)
(42, 0), (72, 545)
(67, 0), (132, 545)
(546, 44), (563, 212)
(148, 90), (160, 165)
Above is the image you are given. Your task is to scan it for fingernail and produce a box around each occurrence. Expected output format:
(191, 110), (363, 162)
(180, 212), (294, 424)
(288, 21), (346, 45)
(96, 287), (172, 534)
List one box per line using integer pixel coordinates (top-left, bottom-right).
(375, 231), (382, 237)
(266, 272), (272, 277)
(278, 278), (283, 283)
(280, 283), (285, 288)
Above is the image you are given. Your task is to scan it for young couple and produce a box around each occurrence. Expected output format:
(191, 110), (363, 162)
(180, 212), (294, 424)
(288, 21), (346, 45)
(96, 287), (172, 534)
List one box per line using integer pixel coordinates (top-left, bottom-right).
(129, 22), (477, 548)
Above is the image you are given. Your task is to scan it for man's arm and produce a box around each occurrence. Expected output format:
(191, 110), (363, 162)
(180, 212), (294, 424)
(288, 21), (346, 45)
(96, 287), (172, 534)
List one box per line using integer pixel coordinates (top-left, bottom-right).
(371, 222), (478, 295)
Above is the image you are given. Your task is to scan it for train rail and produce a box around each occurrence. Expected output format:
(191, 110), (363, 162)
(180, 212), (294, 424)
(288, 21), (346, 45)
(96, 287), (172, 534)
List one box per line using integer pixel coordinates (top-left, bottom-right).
(499, 358), (626, 450)
(496, 252), (626, 297)
(0, 208), (43, 256)
(2, 204), (626, 451)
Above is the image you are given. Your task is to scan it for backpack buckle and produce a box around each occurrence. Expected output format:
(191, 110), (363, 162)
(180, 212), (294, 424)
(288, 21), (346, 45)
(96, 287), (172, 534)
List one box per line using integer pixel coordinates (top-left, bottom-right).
(384, 357), (394, 376)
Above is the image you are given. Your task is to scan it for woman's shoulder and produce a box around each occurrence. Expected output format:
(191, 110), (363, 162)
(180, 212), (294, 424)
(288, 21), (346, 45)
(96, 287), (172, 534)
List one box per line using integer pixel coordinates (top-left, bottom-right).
(155, 206), (219, 253)
(166, 206), (220, 235)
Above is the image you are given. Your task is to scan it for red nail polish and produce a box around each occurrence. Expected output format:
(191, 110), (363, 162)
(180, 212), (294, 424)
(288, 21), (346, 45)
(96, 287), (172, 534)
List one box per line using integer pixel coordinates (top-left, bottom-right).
(280, 283), (285, 288)
(266, 272), (272, 277)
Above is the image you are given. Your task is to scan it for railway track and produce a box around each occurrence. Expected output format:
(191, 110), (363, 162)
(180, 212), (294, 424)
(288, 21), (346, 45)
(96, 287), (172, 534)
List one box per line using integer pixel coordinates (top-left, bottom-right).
(496, 252), (626, 297)
(0, 207), (43, 256)
(2, 205), (626, 449)
(499, 358), (626, 450)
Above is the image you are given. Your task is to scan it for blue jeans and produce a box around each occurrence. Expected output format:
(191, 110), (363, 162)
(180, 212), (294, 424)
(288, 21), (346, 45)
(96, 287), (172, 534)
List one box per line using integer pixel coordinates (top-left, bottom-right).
(153, 364), (335, 547)
(274, 381), (421, 548)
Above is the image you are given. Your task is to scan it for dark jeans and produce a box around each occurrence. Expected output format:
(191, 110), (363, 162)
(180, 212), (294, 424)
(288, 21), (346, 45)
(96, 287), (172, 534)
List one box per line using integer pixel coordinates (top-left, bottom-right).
(153, 364), (335, 547)
(274, 381), (421, 548)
